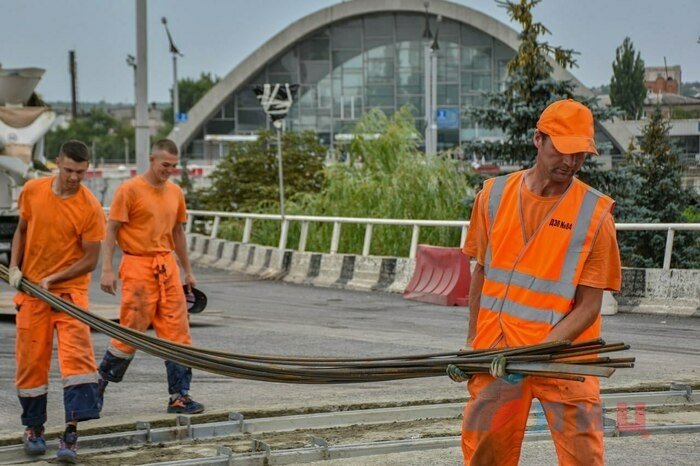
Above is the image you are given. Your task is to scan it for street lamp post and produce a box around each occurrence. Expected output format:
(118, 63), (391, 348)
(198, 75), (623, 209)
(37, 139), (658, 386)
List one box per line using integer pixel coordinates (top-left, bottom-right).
(422, 3), (440, 156)
(254, 83), (298, 224)
(126, 54), (136, 165)
(161, 17), (183, 125)
(430, 16), (440, 157)
(422, 3), (433, 156)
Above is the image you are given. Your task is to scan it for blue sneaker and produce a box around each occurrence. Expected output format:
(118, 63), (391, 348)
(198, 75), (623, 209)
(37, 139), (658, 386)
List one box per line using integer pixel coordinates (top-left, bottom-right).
(167, 394), (205, 414)
(57, 430), (78, 464)
(23, 426), (46, 456)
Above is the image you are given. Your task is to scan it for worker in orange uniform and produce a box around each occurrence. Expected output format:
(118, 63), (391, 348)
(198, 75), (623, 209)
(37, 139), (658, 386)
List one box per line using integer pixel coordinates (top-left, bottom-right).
(97, 138), (203, 414)
(448, 99), (621, 466)
(9, 140), (105, 463)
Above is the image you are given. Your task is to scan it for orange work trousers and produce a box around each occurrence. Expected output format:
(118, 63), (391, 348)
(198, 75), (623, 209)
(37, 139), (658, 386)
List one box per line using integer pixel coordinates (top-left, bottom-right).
(15, 292), (98, 394)
(14, 292), (100, 425)
(108, 252), (191, 358)
(461, 374), (603, 466)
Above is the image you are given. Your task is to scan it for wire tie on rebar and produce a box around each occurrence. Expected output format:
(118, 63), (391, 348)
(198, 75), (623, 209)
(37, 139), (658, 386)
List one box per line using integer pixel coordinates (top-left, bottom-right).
(489, 354), (507, 377)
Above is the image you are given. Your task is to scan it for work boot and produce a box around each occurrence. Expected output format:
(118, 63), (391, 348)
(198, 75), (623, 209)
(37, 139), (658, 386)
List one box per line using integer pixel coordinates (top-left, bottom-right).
(96, 376), (108, 412)
(167, 394), (204, 414)
(23, 425), (46, 456)
(56, 426), (78, 464)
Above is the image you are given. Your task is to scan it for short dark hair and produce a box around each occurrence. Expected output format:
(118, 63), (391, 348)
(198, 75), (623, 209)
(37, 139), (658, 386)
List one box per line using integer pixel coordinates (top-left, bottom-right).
(151, 139), (179, 156)
(59, 140), (90, 163)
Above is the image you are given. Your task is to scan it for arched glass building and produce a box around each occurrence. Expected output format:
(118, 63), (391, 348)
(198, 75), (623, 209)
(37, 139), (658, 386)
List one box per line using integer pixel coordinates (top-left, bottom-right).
(171, 0), (600, 161)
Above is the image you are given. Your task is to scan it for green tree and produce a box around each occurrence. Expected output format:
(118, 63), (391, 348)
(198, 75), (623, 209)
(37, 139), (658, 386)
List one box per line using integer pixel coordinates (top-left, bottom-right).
(45, 108), (134, 163)
(581, 107), (699, 268)
(462, 0), (615, 164)
(610, 37), (647, 120)
(161, 72), (220, 127)
(197, 130), (326, 212)
(624, 106), (699, 267)
(294, 108), (477, 255)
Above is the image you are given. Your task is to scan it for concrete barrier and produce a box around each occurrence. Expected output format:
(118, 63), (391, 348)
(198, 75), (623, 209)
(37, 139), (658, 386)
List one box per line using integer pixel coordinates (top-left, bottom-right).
(188, 234), (208, 262)
(403, 245), (470, 306)
(601, 291), (618, 316)
(386, 258), (416, 294)
(345, 256), (383, 291)
(186, 234), (699, 317)
(213, 241), (238, 269)
(199, 238), (227, 266)
(312, 254), (353, 288)
(284, 252), (316, 284)
(259, 249), (293, 279)
(615, 268), (699, 316)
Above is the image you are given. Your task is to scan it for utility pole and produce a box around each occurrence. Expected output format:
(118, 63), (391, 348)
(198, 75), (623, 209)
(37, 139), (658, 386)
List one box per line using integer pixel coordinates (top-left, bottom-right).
(135, 0), (149, 172)
(161, 17), (183, 126)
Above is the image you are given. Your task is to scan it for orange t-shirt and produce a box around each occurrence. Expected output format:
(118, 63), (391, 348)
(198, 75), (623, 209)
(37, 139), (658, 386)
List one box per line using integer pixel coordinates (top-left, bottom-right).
(463, 181), (621, 291)
(109, 176), (187, 255)
(18, 177), (106, 292)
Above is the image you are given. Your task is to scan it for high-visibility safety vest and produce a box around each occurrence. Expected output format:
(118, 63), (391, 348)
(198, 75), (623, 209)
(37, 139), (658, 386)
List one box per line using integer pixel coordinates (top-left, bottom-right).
(472, 170), (615, 349)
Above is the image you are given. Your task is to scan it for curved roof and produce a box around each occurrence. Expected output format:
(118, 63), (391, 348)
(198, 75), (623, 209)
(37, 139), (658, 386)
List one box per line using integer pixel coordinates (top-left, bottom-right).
(169, 0), (592, 149)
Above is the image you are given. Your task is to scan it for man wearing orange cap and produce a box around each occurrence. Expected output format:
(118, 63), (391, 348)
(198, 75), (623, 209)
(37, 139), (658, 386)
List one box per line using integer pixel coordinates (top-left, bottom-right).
(97, 138), (204, 415)
(449, 99), (621, 465)
(9, 140), (105, 463)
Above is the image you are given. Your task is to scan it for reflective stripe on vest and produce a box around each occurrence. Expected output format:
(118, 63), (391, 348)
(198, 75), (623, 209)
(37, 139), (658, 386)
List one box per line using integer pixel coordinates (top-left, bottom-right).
(476, 171), (613, 348)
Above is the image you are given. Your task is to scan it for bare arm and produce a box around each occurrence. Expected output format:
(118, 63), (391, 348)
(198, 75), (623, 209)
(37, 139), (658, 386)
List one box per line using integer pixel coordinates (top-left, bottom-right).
(172, 223), (196, 290)
(9, 217), (27, 269)
(542, 284), (603, 343)
(465, 261), (484, 348)
(39, 240), (101, 289)
(100, 220), (122, 295)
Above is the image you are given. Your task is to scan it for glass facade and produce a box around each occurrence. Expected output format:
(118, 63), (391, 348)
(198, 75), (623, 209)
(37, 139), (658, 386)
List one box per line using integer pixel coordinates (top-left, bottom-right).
(186, 13), (515, 159)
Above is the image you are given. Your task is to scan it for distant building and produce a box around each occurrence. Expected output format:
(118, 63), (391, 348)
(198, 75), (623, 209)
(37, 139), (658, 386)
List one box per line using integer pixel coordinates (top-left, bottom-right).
(645, 65), (681, 94)
(643, 92), (700, 119)
(108, 103), (165, 136)
(170, 0), (595, 160)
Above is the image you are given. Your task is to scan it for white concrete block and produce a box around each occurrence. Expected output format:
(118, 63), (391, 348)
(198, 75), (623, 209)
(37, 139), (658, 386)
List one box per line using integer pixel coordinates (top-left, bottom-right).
(601, 290), (618, 316)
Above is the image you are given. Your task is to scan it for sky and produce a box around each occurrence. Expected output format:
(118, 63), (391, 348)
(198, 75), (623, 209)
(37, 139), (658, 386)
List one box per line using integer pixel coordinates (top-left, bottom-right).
(3, 0), (700, 103)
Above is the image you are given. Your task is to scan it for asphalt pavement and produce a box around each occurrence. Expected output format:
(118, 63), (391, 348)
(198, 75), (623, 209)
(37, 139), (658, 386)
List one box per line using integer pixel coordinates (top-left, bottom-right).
(0, 262), (698, 464)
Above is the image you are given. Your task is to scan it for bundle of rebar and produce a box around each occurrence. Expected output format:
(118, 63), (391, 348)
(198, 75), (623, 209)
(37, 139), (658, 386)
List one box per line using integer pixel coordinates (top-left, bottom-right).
(0, 264), (634, 384)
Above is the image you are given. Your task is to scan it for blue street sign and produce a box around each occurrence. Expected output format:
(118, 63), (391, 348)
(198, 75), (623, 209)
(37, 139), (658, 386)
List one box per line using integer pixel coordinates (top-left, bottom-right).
(436, 107), (459, 129)
(176, 112), (188, 122)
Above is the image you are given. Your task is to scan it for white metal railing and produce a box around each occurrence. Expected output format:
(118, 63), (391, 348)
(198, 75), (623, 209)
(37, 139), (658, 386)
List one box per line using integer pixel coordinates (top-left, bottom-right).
(184, 210), (700, 270)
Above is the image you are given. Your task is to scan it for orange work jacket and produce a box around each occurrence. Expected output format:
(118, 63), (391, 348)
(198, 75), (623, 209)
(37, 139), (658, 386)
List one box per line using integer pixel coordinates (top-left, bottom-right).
(472, 170), (615, 349)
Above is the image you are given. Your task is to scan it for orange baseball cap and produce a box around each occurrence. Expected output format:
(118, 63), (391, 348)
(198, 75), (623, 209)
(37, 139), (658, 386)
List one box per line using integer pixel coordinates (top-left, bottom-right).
(536, 99), (598, 155)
